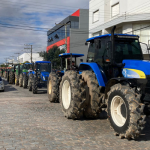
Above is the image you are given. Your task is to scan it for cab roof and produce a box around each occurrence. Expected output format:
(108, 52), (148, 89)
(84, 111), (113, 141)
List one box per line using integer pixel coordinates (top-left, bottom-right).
(86, 34), (139, 42)
(35, 61), (51, 63)
(59, 53), (84, 58)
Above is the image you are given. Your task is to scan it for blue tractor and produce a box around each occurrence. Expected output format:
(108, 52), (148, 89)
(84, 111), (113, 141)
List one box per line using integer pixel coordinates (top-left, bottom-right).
(47, 53), (84, 103)
(59, 26), (150, 139)
(28, 61), (51, 94)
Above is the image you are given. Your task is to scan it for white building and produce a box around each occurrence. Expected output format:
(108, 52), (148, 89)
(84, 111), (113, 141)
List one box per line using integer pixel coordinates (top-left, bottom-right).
(89, 0), (150, 47)
(18, 53), (43, 63)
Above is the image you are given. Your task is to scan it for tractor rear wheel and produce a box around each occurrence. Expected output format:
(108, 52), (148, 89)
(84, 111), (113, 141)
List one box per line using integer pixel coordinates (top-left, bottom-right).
(59, 70), (84, 119)
(81, 71), (102, 119)
(107, 83), (146, 139)
(32, 77), (38, 94)
(15, 75), (19, 86)
(47, 72), (61, 103)
(23, 75), (28, 89)
(19, 74), (23, 87)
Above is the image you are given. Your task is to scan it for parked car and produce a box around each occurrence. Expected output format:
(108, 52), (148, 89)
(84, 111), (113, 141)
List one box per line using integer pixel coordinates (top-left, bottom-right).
(0, 77), (4, 92)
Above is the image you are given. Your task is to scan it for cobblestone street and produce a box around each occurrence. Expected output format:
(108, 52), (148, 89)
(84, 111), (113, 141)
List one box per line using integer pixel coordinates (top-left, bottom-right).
(0, 79), (150, 150)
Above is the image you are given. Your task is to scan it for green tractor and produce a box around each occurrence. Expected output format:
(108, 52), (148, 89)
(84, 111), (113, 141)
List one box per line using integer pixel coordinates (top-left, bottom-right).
(15, 64), (22, 86)
(9, 65), (19, 84)
(18, 63), (33, 87)
(0, 68), (3, 77)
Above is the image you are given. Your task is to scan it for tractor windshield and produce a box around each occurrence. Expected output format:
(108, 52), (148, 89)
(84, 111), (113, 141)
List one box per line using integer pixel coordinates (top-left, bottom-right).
(87, 42), (95, 62)
(114, 38), (143, 63)
(24, 64), (32, 70)
(36, 63), (51, 72)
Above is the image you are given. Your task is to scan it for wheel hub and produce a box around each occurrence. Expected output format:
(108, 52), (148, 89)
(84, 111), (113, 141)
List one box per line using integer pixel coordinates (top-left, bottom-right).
(111, 96), (127, 127)
(49, 80), (52, 94)
(62, 80), (71, 109)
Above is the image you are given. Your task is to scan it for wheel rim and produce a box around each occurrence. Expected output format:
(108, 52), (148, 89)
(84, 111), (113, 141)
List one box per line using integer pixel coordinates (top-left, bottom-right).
(111, 96), (127, 127)
(62, 80), (71, 109)
(49, 80), (52, 94)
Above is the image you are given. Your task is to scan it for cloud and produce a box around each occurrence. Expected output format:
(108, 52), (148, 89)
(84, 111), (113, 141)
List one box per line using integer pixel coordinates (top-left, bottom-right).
(0, 0), (89, 64)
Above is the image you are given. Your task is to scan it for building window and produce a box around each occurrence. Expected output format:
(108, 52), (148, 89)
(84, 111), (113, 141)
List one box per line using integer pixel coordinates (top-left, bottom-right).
(115, 27), (122, 34)
(133, 23), (150, 54)
(93, 10), (99, 23)
(111, 3), (119, 18)
(93, 30), (102, 37)
(71, 21), (79, 29)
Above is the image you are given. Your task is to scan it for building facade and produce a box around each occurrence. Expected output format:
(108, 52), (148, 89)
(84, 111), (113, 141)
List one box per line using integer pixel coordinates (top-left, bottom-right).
(47, 9), (89, 64)
(18, 53), (43, 63)
(89, 0), (150, 57)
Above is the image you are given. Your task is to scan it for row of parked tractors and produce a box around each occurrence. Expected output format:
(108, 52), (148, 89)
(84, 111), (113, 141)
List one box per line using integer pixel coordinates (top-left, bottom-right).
(1, 26), (150, 140)
(0, 61), (51, 94)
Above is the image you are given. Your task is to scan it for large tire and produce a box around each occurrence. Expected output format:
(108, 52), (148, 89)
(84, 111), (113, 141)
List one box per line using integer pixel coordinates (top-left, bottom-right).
(32, 77), (38, 94)
(47, 72), (61, 103)
(81, 71), (102, 119)
(28, 74), (32, 91)
(9, 72), (14, 84)
(15, 75), (19, 86)
(19, 74), (23, 87)
(107, 83), (146, 139)
(23, 75), (28, 89)
(60, 70), (85, 119)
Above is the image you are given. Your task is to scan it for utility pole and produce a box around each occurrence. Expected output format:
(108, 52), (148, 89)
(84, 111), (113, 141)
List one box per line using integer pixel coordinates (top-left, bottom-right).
(24, 45), (32, 63)
(5, 58), (9, 65)
(10, 56), (15, 65)
(15, 53), (20, 63)
(55, 22), (69, 69)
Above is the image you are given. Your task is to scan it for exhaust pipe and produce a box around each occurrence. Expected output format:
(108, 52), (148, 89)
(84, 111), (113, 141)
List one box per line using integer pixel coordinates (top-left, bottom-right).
(111, 26), (116, 65)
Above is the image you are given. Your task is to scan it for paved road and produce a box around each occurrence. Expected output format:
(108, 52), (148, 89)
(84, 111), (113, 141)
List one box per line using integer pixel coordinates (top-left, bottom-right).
(0, 79), (150, 150)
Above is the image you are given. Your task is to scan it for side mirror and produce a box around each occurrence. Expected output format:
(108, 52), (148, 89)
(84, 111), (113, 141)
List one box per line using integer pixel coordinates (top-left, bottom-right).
(85, 42), (88, 46)
(80, 59), (83, 62)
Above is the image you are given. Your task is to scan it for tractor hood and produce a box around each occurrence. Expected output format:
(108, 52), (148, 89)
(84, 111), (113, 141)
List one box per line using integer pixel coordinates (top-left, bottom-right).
(41, 71), (49, 76)
(122, 60), (150, 79)
(41, 71), (49, 81)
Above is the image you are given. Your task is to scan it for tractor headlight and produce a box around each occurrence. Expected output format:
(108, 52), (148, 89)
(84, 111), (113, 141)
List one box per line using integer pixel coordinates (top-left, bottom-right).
(43, 76), (45, 80)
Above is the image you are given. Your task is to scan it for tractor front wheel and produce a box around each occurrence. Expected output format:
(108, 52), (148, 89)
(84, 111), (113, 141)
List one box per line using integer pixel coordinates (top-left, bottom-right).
(32, 77), (38, 94)
(47, 72), (61, 103)
(19, 74), (23, 87)
(107, 83), (146, 139)
(15, 75), (19, 86)
(23, 75), (28, 89)
(9, 72), (14, 84)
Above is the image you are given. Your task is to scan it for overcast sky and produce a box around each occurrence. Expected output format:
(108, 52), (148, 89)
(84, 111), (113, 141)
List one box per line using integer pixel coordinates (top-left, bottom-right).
(0, 0), (89, 64)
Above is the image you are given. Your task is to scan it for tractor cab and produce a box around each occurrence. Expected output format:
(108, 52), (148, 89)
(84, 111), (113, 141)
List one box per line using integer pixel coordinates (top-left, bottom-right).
(59, 53), (84, 71)
(22, 63), (33, 74)
(34, 61), (51, 80)
(84, 33), (148, 81)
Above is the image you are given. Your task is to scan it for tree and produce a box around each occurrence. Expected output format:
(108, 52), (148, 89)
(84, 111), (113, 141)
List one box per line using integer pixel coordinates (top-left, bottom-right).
(24, 61), (30, 63)
(40, 46), (65, 69)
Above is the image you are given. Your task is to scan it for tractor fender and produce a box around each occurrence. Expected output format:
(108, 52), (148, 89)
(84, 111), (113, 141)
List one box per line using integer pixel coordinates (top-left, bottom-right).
(104, 78), (136, 99)
(79, 62), (107, 87)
